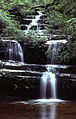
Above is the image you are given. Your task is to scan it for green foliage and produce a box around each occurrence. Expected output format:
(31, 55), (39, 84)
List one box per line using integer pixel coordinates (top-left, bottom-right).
(0, 0), (53, 10)
(56, 0), (76, 16)
(0, 0), (76, 64)
(35, 0), (52, 5)
(44, 0), (76, 63)
(0, 10), (17, 28)
(25, 30), (48, 41)
(0, 9), (25, 40)
(45, 0), (76, 36)
(65, 18), (76, 37)
(60, 41), (76, 63)
(24, 30), (48, 47)
(3, 27), (26, 40)
(46, 10), (67, 34)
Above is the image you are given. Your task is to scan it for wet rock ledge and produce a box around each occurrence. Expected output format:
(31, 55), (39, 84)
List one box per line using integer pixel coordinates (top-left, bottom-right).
(0, 61), (46, 99)
(0, 61), (76, 100)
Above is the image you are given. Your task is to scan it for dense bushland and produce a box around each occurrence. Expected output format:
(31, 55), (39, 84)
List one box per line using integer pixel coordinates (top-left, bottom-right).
(0, 0), (76, 64)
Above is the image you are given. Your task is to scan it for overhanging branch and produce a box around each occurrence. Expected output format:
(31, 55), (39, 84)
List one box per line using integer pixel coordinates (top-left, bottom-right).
(29, 3), (54, 10)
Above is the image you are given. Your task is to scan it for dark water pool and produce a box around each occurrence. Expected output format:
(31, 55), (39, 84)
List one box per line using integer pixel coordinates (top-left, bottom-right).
(0, 98), (76, 119)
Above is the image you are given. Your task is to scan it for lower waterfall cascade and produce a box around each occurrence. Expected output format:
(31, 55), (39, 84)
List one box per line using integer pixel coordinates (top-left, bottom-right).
(40, 66), (56, 99)
(40, 40), (67, 100)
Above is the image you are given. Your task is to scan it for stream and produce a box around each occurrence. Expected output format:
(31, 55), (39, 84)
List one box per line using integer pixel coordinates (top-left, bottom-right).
(0, 98), (76, 119)
(0, 62), (76, 119)
(0, 11), (76, 119)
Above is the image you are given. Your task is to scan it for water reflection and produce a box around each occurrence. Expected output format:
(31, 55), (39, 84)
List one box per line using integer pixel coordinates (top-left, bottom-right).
(0, 98), (76, 119)
(41, 104), (56, 119)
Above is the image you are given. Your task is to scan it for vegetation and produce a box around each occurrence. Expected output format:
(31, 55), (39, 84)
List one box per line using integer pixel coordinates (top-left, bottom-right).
(0, 0), (76, 64)
(24, 30), (48, 47)
(45, 0), (76, 36)
(0, 8), (25, 40)
(0, 0), (52, 40)
(45, 0), (76, 63)
(60, 41), (76, 64)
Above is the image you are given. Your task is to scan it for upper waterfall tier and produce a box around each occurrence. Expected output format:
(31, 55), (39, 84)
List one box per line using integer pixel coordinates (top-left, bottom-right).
(46, 40), (67, 64)
(27, 11), (43, 30)
(21, 11), (47, 35)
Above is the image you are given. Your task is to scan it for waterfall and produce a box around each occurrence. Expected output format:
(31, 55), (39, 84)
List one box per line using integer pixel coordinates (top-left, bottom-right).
(24, 11), (43, 33)
(40, 66), (56, 99)
(2, 40), (24, 63)
(46, 40), (67, 64)
(40, 40), (67, 99)
(27, 11), (42, 30)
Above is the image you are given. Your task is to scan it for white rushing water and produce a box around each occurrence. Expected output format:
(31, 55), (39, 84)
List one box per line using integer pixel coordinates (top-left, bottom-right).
(40, 66), (57, 99)
(40, 40), (68, 101)
(27, 11), (42, 30)
(40, 39), (67, 100)
(46, 40), (67, 64)
(46, 40), (67, 44)
(2, 40), (24, 63)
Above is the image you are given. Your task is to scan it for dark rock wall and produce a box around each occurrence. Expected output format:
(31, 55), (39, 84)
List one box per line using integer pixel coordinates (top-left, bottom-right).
(19, 41), (47, 64)
(0, 74), (76, 100)
(0, 40), (47, 64)
(57, 77), (76, 100)
(0, 76), (40, 99)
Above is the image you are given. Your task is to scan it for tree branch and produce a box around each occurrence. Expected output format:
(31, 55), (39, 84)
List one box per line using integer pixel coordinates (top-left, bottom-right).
(29, 3), (54, 10)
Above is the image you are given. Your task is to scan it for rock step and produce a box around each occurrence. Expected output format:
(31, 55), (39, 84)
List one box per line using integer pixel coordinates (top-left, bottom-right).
(0, 61), (76, 72)
(20, 12), (47, 31)
(25, 14), (47, 19)
(21, 23), (47, 27)
(0, 68), (42, 78)
(0, 62), (46, 72)
(57, 73), (76, 79)
(21, 23), (47, 30)
(0, 62), (76, 75)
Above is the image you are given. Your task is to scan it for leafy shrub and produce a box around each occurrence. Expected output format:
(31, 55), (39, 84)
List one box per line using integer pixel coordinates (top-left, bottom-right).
(60, 41), (76, 63)
(0, 9), (25, 40)
(24, 30), (48, 47)
(45, 10), (67, 34)
(65, 18), (76, 38)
